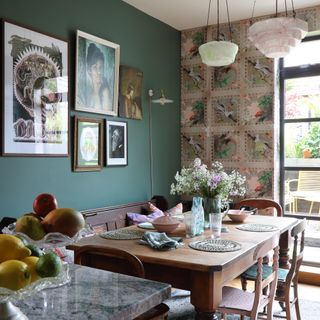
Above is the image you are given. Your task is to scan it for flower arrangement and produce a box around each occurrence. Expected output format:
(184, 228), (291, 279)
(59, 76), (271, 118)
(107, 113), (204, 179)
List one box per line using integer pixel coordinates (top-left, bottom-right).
(170, 158), (246, 202)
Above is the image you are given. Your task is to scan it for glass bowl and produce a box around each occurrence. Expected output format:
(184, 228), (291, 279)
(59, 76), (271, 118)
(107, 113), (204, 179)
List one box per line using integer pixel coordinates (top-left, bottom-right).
(2, 223), (94, 248)
(0, 263), (70, 319)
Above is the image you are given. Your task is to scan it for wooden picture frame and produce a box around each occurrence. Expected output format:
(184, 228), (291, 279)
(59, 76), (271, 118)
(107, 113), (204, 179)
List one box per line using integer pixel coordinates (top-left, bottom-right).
(118, 65), (143, 120)
(106, 120), (127, 166)
(75, 30), (120, 116)
(73, 116), (104, 172)
(2, 19), (69, 156)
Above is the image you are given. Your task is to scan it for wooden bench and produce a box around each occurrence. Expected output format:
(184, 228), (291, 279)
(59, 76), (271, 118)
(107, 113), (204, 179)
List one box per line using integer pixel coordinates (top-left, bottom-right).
(81, 196), (168, 233)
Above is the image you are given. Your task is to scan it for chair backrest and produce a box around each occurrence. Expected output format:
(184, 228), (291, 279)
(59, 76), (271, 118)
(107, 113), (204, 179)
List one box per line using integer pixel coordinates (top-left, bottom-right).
(251, 233), (280, 317)
(297, 171), (320, 192)
(234, 198), (282, 217)
(286, 219), (306, 286)
(74, 245), (145, 278)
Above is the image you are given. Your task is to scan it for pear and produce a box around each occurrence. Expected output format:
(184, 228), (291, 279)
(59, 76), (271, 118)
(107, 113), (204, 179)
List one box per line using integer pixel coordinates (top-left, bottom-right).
(16, 215), (46, 241)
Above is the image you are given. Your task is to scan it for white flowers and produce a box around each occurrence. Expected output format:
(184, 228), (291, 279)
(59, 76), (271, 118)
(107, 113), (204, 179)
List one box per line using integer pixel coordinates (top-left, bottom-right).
(170, 158), (246, 202)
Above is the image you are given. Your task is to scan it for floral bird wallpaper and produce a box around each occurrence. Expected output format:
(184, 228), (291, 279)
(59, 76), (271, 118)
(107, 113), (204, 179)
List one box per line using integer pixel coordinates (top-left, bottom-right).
(180, 6), (320, 199)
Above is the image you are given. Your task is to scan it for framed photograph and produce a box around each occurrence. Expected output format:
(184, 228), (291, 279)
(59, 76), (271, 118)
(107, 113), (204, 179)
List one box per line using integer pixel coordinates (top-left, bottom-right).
(106, 120), (127, 166)
(118, 65), (143, 120)
(2, 20), (69, 156)
(75, 30), (120, 116)
(73, 116), (104, 172)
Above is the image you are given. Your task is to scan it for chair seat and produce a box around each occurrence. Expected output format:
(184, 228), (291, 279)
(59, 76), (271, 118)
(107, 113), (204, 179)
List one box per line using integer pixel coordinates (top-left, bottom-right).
(219, 286), (268, 312)
(133, 303), (169, 320)
(243, 264), (289, 282)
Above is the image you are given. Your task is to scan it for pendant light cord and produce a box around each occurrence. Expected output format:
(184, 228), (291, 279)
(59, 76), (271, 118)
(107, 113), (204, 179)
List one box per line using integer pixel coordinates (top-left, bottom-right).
(216, 0), (220, 41)
(250, 0), (257, 24)
(205, 0), (212, 41)
(291, 0), (296, 17)
(225, 0), (233, 42)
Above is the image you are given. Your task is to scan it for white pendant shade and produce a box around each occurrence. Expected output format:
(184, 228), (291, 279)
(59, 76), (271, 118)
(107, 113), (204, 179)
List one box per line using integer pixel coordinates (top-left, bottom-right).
(199, 41), (239, 67)
(248, 17), (308, 58)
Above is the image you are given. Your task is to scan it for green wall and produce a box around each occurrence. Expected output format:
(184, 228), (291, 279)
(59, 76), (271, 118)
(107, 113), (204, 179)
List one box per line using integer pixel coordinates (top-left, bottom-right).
(0, 0), (181, 218)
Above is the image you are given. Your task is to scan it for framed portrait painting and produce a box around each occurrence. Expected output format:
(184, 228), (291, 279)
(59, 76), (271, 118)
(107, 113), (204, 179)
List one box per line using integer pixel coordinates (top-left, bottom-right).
(2, 20), (69, 156)
(75, 30), (120, 116)
(118, 65), (143, 120)
(106, 120), (127, 166)
(73, 116), (104, 172)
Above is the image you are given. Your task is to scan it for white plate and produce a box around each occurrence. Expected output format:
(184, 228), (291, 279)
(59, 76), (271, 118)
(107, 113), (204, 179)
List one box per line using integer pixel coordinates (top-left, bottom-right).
(137, 222), (155, 230)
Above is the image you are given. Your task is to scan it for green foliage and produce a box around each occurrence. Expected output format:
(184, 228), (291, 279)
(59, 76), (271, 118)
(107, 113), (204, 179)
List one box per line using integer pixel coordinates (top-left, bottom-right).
(296, 124), (320, 158)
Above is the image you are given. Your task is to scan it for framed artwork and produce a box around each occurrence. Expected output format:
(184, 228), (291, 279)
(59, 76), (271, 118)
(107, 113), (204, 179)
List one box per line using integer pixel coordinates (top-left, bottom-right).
(73, 116), (104, 172)
(75, 30), (120, 116)
(2, 20), (69, 156)
(118, 65), (143, 120)
(106, 120), (127, 166)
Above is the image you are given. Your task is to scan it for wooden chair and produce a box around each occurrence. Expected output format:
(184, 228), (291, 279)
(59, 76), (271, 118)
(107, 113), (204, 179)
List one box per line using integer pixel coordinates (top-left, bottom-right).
(287, 171), (320, 214)
(217, 233), (280, 320)
(234, 198), (283, 217)
(74, 245), (169, 320)
(240, 219), (306, 320)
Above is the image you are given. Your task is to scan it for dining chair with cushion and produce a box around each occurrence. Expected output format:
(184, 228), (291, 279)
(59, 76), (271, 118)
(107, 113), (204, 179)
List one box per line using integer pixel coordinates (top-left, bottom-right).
(240, 219), (306, 320)
(217, 233), (280, 320)
(234, 198), (283, 217)
(74, 245), (169, 320)
(234, 198), (283, 292)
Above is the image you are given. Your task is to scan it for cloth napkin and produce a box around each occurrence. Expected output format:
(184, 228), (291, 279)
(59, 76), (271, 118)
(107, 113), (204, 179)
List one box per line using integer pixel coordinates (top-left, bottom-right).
(139, 231), (181, 250)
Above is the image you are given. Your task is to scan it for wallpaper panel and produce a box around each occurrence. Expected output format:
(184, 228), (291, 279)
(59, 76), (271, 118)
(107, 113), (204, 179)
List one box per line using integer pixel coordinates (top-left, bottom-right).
(181, 6), (320, 199)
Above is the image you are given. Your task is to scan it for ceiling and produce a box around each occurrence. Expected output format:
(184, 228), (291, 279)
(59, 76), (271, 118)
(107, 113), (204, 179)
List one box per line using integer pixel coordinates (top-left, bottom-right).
(122, 0), (320, 30)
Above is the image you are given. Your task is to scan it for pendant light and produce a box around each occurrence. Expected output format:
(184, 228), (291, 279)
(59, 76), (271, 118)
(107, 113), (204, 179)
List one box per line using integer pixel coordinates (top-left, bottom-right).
(199, 0), (238, 67)
(248, 0), (308, 58)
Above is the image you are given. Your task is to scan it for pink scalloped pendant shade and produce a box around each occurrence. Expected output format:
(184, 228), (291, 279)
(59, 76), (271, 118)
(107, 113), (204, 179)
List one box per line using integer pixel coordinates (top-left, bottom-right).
(248, 17), (308, 58)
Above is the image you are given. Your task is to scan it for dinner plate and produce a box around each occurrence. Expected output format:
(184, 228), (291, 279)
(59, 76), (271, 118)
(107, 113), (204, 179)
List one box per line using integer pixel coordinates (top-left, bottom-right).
(137, 222), (155, 230)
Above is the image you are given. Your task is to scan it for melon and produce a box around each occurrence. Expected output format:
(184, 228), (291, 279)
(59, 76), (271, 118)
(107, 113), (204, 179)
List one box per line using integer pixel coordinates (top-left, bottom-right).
(42, 208), (85, 237)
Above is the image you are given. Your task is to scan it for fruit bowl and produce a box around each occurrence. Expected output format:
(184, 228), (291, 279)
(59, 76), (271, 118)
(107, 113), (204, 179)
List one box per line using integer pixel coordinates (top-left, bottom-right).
(2, 223), (94, 248)
(0, 262), (70, 303)
(0, 263), (70, 319)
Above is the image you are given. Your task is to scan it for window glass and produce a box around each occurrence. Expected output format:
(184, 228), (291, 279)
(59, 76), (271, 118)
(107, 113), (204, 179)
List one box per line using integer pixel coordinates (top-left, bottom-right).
(284, 76), (320, 120)
(284, 39), (320, 67)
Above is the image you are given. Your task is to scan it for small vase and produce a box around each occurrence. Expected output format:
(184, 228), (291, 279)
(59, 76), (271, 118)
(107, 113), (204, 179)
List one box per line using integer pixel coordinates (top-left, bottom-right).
(191, 196), (204, 235)
(203, 197), (222, 229)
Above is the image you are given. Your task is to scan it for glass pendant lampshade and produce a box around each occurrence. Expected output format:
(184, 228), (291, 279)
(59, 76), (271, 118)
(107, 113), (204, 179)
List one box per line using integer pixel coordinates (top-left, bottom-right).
(199, 40), (238, 66)
(248, 0), (308, 59)
(199, 0), (238, 67)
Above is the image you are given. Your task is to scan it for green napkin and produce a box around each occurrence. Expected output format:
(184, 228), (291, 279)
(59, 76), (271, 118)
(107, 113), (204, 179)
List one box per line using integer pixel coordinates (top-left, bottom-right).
(139, 231), (180, 250)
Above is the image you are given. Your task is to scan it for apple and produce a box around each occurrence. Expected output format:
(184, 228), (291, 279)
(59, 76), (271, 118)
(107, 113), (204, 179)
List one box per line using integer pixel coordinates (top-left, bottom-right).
(33, 193), (58, 218)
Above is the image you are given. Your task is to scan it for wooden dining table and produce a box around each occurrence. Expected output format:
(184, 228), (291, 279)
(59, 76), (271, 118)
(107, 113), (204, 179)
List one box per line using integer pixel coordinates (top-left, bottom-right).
(69, 214), (299, 320)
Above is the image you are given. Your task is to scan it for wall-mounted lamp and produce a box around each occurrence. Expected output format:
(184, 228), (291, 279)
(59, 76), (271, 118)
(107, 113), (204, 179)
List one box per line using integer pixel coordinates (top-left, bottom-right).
(148, 89), (174, 197)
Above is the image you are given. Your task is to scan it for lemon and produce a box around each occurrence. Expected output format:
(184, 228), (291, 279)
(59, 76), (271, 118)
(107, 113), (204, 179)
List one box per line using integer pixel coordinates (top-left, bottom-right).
(0, 260), (31, 290)
(0, 234), (31, 263)
(36, 251), (62, 278)
(22, 256), (40, 283)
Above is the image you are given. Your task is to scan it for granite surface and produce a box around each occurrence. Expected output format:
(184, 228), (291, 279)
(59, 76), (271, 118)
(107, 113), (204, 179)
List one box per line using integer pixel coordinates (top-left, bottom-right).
(15, 264), (171, 320)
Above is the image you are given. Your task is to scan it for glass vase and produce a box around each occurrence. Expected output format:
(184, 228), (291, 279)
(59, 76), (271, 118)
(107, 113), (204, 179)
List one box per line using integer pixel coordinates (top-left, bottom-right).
(203, 197), (222, 229)
(191, 196), (204, 235)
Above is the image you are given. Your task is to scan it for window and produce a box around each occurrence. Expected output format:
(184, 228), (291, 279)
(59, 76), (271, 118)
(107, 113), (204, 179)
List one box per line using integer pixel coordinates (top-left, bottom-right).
(280, 36), (320, 268)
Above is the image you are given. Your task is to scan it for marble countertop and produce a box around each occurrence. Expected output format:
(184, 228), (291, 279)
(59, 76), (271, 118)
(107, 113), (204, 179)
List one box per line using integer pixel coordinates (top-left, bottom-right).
(15, 264), (171, 320)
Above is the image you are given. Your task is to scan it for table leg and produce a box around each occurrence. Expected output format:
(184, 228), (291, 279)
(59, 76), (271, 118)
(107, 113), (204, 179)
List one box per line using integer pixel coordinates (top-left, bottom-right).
(190, 271), (221, 320)
(277, 229), (291, 308)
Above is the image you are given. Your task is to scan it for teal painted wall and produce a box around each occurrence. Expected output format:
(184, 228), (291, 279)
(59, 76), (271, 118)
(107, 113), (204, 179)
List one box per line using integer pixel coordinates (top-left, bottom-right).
(0, 0), (180, 218)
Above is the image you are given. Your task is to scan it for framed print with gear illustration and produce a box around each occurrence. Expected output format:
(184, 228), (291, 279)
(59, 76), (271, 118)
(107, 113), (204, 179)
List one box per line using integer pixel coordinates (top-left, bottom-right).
(73, 116), (104, 172)
(2, 20), (69, 156)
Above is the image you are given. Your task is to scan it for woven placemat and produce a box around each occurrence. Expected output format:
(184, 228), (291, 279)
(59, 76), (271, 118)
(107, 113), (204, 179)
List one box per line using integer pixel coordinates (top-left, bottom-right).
(189, 239), (241, 252)
(236, 224), (278, 232)
(99, 229), (144, 240)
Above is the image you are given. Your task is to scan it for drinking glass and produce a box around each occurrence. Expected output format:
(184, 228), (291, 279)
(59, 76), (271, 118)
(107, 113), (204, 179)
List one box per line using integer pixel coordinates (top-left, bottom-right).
(209, 213), (222, 239)
(184, 212), (197, 238)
